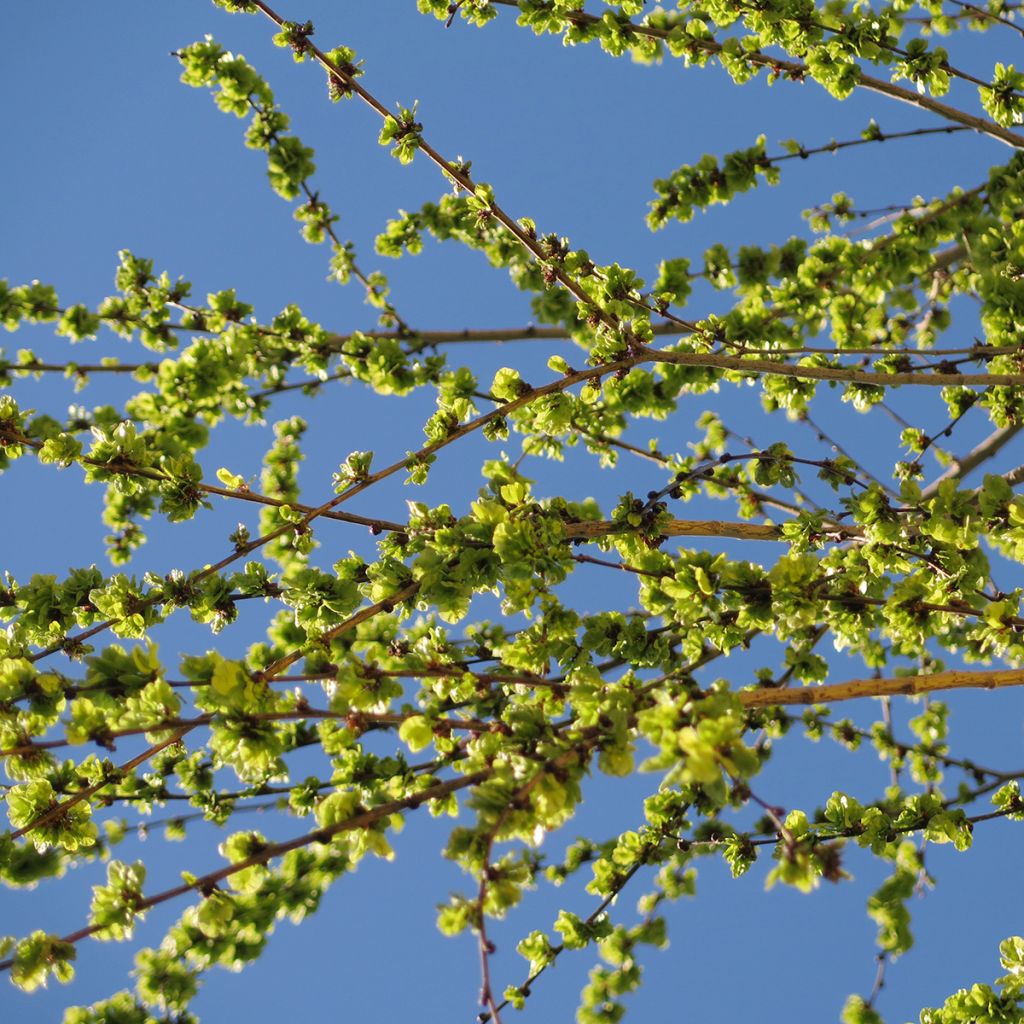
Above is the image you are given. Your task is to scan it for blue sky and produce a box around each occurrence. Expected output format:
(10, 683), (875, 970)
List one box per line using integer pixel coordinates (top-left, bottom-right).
(2, 3), (1022, 1022)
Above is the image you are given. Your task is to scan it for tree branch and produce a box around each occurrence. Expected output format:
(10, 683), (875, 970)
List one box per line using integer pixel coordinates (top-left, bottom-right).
(740, 667), (1024, 707)
(487, 0), (1024, 148)
(0, 770), (489, 973)
(642, 344), (1024, 387)
(922, 422), (1024, 498)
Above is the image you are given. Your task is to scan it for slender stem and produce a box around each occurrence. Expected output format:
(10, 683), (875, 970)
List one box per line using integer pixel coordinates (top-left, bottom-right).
(768, 124), (971, 164)
(259, 581), (422, 679)
(945, 0), (1024, 39)
(8, 727), (194, 841)
(243, 90), (411, 332)
(1, 428), (407, 535)
(487, 0), (1024, 148)
(0, 360), (157, 375)
(642, 343), (1024, 387)
(0, 707), (493, 760)
(0, 770), (489, 973)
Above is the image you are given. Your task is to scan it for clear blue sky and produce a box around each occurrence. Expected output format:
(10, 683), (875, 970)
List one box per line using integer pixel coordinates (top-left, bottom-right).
(2, 4), (1021, 1023)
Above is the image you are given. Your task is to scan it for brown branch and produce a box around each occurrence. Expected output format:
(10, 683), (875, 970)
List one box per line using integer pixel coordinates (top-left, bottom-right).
(794, 704), (1014, 782)
(797, 411), (895, 497)
(250, 1), (630, 336)
(0, 360), (158, 375)
(0, 770), (488, 973)
(487, 0), (1024, 148)
(718, 340), (1023, 359)
(642, 344), (1024, 387)
(768, 124), (971, 164)
(8, 727), (194, 841)
(488, 806), (681, 1020)
(680, 801), (1019, 856)
(10, 659), (564, 708)
(326, 327), (1020, 365)
(241, 90), (410, 332)
(945, 0), (1024, 39)
(0, 706), (494, 760)
(329, 323), (685, 348)
(260, 581), (422, 679)
(3, 428), (407, 535)
(475, 743), (593, 1023)
(20, 342), (642, 667)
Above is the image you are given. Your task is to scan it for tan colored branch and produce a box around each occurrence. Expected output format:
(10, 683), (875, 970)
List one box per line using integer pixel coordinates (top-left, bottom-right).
(1004, 463), (1024, 487)
(923, 422), (1024, 498)
(740, 667), (1024, 707)
(566, 518), (837, 542)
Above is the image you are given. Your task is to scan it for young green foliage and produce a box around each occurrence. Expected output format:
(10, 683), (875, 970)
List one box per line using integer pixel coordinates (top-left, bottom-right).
(3, 2), (1024, 1024)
